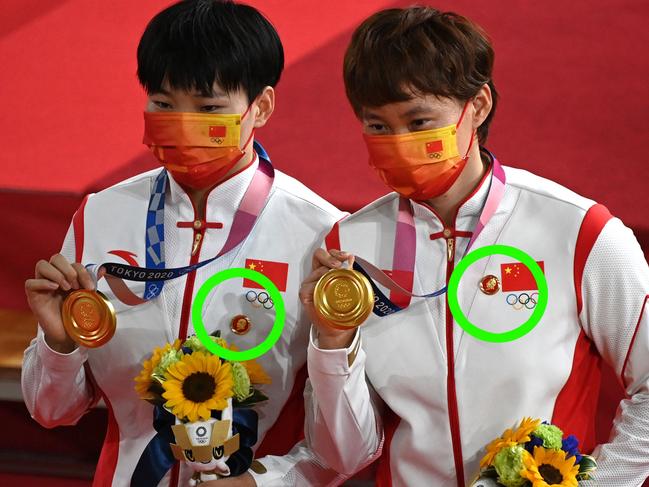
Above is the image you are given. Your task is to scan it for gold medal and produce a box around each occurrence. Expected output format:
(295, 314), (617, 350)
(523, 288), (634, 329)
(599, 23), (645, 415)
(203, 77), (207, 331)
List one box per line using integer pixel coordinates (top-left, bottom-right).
(313, 268), (374, 330)
(62, 289), (116, 348)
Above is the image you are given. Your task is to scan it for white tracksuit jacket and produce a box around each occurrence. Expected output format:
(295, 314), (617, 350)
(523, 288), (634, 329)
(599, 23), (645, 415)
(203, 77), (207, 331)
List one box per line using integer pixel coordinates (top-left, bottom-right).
(306, 162), (649, 486)
(22, 154), (349, 487)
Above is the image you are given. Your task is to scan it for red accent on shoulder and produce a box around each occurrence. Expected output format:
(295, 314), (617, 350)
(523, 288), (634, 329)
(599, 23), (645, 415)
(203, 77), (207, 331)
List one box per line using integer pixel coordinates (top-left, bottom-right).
(255, 364), (307, 457)
(375, 408), (400, 487)
(324, 220), (343, 251)
(72, 195), (90, 262)
(86, 366), (120, 487)
(107, 250), (139, 267)
(621, 295), (649, 384)
(574, 204), (613, 315)
(551, 329), (602, 454)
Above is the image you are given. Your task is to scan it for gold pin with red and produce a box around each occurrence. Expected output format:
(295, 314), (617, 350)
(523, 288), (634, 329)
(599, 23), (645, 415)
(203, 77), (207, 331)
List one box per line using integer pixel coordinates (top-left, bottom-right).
(479, 275), (500, 295)
(230, 315), (252, 335)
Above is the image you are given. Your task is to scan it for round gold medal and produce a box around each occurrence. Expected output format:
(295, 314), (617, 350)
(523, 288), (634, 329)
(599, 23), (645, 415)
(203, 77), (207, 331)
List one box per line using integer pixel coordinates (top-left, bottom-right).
(313, 268), (374, 330)
(62, 290), (116, 348)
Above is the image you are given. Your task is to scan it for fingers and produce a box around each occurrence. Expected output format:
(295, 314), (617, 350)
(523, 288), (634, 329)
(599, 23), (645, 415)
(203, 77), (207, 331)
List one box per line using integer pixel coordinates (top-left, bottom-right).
(299, 280), (316, 305)
(311, 248), (352, 271)
(34, 259), (72, 291)
(72, 263), (95, 290)
(25, 278), (60, 292)
(49, 254), (79, 289)
(299, 265), (332, 304)
(34, 254), (90, 291)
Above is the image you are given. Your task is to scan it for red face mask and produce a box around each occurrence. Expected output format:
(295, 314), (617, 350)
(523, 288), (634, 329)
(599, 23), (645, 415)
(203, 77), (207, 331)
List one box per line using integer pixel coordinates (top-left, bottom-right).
(143, 106), (254, 190)
(363, 101), (475, 200)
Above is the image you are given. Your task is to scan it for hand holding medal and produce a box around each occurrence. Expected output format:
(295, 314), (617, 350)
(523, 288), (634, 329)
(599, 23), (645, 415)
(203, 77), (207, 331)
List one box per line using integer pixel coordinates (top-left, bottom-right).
(300, 249), (368, 349)
(25, 253), (113, 352)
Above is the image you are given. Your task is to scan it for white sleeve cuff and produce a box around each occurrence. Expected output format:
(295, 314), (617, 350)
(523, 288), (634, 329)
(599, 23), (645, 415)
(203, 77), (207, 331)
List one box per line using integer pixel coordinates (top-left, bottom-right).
(308, 326), (360, 376)
(36, 332), (87, 372)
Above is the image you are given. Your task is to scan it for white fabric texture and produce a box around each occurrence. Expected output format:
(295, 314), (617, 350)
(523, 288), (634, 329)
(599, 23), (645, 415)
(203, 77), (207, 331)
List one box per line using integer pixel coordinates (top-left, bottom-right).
(305, 164), (649, 486)
(22, 157), (346, 487)
(579, 218), (649, 486)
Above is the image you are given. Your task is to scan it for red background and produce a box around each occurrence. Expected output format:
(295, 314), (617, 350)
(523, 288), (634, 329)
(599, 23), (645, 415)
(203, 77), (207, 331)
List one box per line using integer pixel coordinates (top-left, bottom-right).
(1, 0), (648, 484)
(1, 0), (648, 307)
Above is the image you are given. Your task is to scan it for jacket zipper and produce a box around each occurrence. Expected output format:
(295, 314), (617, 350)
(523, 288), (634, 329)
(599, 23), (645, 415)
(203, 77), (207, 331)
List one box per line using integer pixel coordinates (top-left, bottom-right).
(444, 230), (465, 487)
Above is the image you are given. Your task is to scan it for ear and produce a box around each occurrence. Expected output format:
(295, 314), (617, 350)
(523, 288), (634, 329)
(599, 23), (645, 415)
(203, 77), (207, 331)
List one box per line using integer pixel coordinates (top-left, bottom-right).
(252, 86), (275, 129)
(471, 83), (493, 131)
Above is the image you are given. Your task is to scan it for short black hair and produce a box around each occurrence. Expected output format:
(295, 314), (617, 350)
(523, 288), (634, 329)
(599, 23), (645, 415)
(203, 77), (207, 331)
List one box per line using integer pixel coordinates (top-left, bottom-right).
(137, 0), (284, 102)
(344, 7), (498, 145)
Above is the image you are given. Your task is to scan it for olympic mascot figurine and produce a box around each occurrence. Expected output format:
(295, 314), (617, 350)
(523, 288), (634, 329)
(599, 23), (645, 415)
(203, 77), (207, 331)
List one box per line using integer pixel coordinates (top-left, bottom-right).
(170, 398), (241, 484)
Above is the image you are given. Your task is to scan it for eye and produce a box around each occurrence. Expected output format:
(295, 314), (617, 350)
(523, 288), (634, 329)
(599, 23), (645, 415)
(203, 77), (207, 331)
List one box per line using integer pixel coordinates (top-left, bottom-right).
(152, 100), (172, 110)
(366, 123), (388, 135)
(200, 105), (226, 113)
(409, 119), (434, 131)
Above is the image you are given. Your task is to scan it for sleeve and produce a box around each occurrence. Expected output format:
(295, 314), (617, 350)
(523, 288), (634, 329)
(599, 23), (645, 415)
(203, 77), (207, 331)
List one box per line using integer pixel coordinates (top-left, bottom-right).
(303, 326), (384, 477)
(578, 216), (649, 485)
(21, 217), (99, 428)
(247, 439), (347, 487)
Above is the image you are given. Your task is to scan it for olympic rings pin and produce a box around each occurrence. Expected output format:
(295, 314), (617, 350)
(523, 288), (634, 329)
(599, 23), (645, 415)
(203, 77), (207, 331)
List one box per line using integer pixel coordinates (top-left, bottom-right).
(505, 292), (537, 310)
(245, 290), (274, 309)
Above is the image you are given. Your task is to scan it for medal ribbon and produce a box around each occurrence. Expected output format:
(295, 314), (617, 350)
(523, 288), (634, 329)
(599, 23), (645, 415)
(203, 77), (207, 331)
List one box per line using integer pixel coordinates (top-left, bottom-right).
(356, 152), (506, 317)
(87, 142), (274, 305)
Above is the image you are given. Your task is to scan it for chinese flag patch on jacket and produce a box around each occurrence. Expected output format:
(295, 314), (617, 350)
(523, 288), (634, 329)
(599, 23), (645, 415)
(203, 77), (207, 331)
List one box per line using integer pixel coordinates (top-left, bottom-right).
(244, 259), (289, 292)
(500, 261), (545, 291)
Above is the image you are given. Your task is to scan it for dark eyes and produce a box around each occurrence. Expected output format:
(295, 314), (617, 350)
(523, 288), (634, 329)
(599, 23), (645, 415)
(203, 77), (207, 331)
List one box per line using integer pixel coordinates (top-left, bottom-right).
(199, 105), (224, 113)
(366, 119), (434, 135)
(410, 119), (433, 130)
(151, 101), (225, 112)
(153, 100), (172, 110)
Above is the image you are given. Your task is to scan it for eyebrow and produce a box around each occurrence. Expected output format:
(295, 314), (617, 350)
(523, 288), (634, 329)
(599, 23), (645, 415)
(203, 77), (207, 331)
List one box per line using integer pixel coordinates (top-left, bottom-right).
(193, 91), (229, 99)
(363, 105), (437, 121)
(363, 110), (384, 121)
(402, 105), (436, 118)
(150, 88), (229, 99)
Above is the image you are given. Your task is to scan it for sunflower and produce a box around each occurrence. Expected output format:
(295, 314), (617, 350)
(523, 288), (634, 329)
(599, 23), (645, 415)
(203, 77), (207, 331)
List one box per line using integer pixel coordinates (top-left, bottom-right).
(511, 417), (542, 444)
(228, 343), (272, 385)
(481, 436), (518, 468)
(162, 351), (233, 422)
(521, 446), (579, 487)
(134, 339), (181, 400)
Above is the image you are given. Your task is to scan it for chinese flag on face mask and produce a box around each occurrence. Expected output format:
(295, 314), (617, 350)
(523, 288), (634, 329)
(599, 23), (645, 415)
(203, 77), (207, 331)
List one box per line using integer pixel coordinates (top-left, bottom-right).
(500, 261), (545, 291)
(243, 259), (289, 292)
(209, 126), (227, 138)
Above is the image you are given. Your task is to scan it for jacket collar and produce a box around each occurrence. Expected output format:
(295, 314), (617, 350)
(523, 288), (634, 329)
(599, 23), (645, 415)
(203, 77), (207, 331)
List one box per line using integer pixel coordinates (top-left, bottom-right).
(411, 154), (494, 232)
(166, 153), (260, 225)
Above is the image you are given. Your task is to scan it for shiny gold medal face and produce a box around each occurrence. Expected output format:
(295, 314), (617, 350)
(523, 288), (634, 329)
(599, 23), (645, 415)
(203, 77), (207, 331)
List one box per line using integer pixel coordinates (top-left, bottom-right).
(313, 269), (374, 330)
(62, 290), (116, 348)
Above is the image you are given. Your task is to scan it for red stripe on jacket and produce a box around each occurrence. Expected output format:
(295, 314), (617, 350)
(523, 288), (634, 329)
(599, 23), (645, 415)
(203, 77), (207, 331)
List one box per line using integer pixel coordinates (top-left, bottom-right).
(552, 204), (614, 453)
(375, 408), (400, 487)
(573, 204), (612, 315)
(256, 364), (308, 457)
(72, 196), (121, 485)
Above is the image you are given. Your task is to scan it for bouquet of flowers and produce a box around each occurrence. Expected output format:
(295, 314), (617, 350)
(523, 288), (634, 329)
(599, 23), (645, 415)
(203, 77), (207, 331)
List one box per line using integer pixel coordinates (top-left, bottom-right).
(471, 417), (597, 487)
(134, 332), (271, 485)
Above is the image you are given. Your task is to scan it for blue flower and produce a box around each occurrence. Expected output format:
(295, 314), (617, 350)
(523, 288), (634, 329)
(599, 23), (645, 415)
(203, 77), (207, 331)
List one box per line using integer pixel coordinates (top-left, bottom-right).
(562, 434), (583, 463)
(524, 435), (543, 454)
(181, 346), (193, 355)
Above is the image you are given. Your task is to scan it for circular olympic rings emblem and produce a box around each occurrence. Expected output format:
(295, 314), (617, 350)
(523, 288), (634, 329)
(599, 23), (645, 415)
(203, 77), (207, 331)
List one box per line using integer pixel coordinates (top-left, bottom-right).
(246, 290), (274, 309)
(506, 292), (539, 310)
